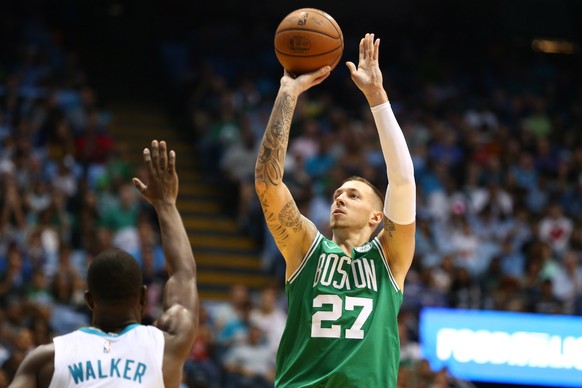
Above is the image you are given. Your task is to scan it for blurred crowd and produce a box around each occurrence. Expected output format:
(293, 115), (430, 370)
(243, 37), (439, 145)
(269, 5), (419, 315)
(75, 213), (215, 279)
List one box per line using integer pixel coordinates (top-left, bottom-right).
(1, 3), (581, 388)
(0, 10), (170, 386)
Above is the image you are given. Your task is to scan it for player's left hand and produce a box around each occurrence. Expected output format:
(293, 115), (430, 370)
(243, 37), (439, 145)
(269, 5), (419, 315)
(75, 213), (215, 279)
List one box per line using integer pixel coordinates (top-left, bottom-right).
(346, 33), (387, 106)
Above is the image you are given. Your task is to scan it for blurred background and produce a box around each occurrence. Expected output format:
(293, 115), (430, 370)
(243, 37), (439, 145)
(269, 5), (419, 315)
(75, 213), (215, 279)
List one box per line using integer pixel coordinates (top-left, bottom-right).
(0, 0), (581, 387)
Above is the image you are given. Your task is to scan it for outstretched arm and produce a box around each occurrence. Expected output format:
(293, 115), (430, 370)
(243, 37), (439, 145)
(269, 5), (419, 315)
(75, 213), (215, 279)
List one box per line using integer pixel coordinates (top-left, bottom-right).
(133, 140), (198, 359)
(255, 67), (330, 279)
(347, 34), (416, 290)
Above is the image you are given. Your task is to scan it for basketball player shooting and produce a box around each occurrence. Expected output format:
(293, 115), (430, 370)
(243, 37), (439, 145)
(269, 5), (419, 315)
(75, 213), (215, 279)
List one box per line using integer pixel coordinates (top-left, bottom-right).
(255, 33), (416, 387)
(9, 140), (198, 388)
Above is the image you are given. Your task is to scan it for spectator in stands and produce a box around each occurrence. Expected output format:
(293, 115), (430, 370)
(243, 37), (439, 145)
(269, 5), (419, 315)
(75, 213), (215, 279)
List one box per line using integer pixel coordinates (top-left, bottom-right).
(538, 202), (573, 256)
(530, 279), (563, 314)
(250, 286), (286, 356)
(552, 250), (582, 314)
(73, 106), (114, 167)
(219, 117), (261, 232)
(398, 319), (422, 368)
(289, 119), (320, 161)
(216, 299), (253, 361)
(184, 305), (221, 388)
(211, 283), (247, 327)
(223, 324), (275, 388)
(448, 267), (482, 309)
(99, 182), (140, 252)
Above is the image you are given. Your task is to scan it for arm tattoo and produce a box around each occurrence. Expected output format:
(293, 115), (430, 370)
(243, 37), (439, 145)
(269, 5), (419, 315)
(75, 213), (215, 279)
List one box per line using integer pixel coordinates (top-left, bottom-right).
(257, 193), (303, 250)
(255, 93), (296, 187)
(279, 201), (303, 232)
(384, 219), (396, 237)
(258, 191), (291, 249)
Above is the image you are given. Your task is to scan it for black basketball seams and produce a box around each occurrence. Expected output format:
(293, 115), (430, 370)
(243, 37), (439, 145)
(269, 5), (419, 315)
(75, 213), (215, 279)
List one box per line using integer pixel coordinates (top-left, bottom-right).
(274, 46), (343, 58)
(276, 28), (343, 41)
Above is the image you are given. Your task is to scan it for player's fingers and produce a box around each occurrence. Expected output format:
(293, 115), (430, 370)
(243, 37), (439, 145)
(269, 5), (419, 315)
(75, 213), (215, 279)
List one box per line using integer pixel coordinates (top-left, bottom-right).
(301, 65), (329, 77)
(159, 140), (168, 173)
(168, 150), (176, 175)
(366, 33), (374, 60)
(373, 38), (380, 62)
(150, 140), (160, 171)
(132, 177), (147, 193)
(362, 33), (368, 60)
(282, 70), (296, 80)
(312, 71), (331, 86)
(301, 66), (329, 84)
(315, 65), (331, 76)
(311, 66), (331, 84)
(346, 61), (356, 74)
(359, 37), (365, 63)
(143, 147), (155, 176)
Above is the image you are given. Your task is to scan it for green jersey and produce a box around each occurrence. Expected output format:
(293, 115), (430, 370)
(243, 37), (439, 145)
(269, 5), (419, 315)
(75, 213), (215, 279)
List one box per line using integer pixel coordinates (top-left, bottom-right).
(275, 232), (403, 388)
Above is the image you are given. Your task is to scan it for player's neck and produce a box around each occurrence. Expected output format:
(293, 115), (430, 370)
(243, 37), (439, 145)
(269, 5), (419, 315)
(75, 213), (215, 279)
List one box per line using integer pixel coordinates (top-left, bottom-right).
(92, 303), (142, 334)
(92, 317), (141, 334)
(332, 230), (370, 255)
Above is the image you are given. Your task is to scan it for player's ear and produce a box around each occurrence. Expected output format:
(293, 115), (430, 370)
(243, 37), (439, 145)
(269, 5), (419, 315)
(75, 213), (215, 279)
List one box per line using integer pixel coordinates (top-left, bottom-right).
(84, 290), (94, 311)
(369, 210), (383, 227)
(138, 286), (148, 318)
(140, 285), (148, 308)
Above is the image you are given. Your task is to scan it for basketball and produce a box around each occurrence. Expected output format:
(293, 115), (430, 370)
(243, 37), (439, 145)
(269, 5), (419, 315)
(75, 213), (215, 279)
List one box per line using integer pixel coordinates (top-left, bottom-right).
(274, 8), (344, 75)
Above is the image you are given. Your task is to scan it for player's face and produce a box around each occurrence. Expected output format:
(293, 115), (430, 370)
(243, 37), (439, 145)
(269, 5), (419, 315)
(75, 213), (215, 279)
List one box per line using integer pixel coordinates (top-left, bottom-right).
(330, 180), (377, 230)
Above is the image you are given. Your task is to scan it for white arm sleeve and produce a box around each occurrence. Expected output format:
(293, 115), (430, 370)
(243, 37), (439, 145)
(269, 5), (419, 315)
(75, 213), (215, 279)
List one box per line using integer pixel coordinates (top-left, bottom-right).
(371, 102), (416, 225)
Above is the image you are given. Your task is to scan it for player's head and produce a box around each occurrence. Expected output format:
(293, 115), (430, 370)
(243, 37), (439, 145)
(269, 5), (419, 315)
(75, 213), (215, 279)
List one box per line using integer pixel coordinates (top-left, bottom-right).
(330, 176), (384, 234)
(86, 248), (144, 305)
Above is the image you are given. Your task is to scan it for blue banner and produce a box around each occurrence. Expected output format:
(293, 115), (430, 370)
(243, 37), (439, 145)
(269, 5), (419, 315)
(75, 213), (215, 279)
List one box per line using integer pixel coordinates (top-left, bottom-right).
(419, 308), (582, 387)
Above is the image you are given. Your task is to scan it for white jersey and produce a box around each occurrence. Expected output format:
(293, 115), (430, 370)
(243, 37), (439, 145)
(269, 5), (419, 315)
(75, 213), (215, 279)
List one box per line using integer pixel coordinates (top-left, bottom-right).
(49, 324), (165, 388)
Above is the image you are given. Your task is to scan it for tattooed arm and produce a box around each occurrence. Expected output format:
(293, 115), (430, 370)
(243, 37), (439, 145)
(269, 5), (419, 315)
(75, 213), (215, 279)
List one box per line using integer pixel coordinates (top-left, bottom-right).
(255, 67), (331, 279)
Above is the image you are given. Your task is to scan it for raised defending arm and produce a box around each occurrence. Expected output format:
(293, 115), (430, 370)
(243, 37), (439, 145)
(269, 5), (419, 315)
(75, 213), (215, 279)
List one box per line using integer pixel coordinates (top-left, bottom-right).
(133, 140), (198, 360)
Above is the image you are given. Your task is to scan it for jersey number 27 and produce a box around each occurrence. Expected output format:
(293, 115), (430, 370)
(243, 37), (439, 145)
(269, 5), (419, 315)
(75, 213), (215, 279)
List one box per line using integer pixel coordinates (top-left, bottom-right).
(311, 294), (373, 339)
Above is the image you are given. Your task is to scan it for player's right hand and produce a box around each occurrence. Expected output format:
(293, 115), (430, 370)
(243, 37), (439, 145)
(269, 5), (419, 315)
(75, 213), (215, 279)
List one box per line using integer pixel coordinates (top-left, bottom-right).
(280, 66), (331, 96)
(133, 140), (179, 208)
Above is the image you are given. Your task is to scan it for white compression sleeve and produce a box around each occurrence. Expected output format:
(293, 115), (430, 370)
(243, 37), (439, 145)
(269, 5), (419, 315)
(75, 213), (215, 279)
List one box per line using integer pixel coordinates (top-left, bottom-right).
(370, 102), (416, 225)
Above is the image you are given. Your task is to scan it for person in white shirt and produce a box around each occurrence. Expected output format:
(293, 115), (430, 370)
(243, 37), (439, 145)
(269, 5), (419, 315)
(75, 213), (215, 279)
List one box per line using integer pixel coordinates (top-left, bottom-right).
(249, 287), (287, 356)
(10, 140), (199, 388)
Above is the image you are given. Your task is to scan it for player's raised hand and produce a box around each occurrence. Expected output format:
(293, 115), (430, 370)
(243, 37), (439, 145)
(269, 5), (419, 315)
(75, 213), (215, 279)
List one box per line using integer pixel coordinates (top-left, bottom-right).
(280, 65), (331, 96)
(346, 33), (387, 106)
(133, 140), (179, 207)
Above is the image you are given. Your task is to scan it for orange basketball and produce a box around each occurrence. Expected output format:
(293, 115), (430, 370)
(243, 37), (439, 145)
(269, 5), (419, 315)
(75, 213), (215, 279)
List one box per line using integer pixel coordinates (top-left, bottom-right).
(274, 8), (344, 75)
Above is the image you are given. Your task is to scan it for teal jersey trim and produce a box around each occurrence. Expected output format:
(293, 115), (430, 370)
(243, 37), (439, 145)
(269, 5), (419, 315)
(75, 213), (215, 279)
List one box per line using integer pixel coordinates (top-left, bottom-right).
(79, 324), (141, 338)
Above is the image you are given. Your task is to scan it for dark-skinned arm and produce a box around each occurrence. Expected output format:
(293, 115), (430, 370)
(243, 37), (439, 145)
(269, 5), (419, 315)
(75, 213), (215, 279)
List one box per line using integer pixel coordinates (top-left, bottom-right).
(133, 140), (198, 359)
(8, 344), (54, 388)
